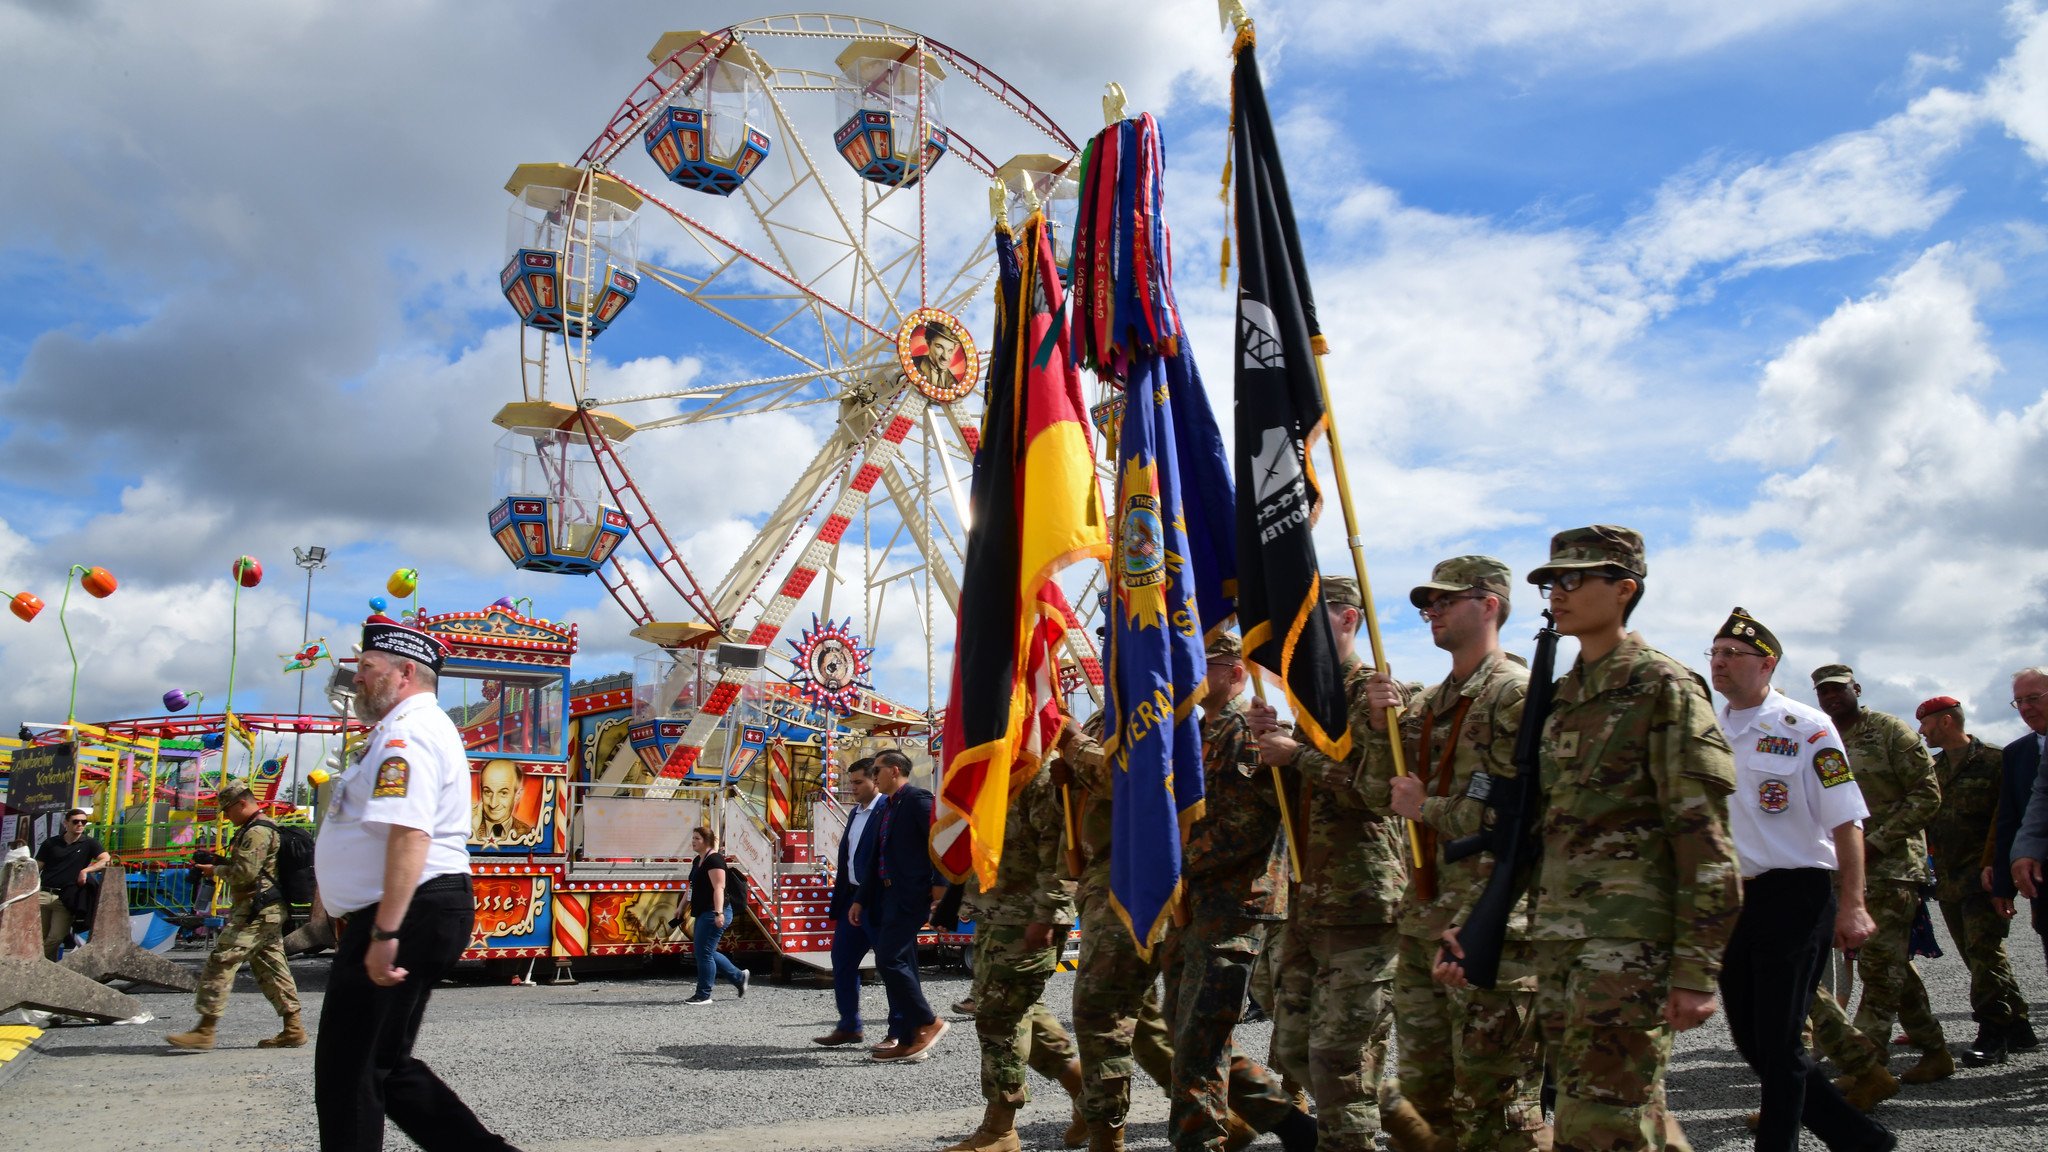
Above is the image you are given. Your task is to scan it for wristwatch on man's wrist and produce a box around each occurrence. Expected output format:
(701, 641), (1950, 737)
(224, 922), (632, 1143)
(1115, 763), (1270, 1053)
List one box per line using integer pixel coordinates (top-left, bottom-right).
(371, 925), (402, 941)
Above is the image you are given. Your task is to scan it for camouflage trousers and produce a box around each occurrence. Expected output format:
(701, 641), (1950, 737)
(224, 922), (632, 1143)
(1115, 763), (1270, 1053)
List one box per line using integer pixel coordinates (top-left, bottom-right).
(1073, 884), (1175, 1126)
(971, 919), (1078, 1106)
(1936, 892), (2030, 1028)
(1271, 921), (1398, 1152)
(1160, 918), (1295, 1151)
(1390, 932), (1545, 1152)
(1810, 880), (1943, 1068)
(1531, 937), (1677, 1152)
(196, 902), (300, 1019)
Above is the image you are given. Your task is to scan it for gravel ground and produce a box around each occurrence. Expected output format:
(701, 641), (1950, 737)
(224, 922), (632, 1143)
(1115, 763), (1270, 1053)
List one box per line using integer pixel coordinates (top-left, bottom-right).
(1, 916), (2042, 1151)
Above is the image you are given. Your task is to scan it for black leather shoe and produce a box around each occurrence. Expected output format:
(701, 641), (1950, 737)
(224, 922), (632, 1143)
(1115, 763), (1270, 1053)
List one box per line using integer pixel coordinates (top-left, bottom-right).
(1963, 1023), (2009, 1065)
(2008, 1019), (2039, 1050)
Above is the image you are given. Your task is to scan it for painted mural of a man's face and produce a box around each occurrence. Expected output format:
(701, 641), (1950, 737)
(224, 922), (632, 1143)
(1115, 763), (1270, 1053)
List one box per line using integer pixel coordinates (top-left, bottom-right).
(480, 760), (522, 826)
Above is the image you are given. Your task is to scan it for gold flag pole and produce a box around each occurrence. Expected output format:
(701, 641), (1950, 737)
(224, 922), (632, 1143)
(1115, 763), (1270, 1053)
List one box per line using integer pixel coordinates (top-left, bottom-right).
(1310, 349), (1424, 870)
(1248, 674), (1303, 882)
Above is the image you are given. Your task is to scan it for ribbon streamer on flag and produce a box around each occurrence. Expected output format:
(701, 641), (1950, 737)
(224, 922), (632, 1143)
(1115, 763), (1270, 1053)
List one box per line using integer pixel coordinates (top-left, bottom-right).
(934, 214), (1110, 889)
(1074, 113), (1238, 957)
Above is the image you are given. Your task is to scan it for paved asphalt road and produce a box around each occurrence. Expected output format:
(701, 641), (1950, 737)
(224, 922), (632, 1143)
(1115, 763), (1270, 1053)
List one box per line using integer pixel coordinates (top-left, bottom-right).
(2, 912), (2043, 1150)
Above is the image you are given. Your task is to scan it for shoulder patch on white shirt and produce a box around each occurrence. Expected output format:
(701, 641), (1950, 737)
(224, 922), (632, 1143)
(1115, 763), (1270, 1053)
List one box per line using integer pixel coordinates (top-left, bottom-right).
(373, 756), (410, 798)
(1813, 748), (1853, 789)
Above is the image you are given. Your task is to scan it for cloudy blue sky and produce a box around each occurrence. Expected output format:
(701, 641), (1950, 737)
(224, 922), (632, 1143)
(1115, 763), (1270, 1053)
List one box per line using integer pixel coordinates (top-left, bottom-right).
(2, 0), (2044, 750)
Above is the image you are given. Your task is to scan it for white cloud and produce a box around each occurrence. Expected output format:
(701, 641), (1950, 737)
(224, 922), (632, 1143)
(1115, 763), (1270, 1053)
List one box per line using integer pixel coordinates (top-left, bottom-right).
(1665, 245), (2048, 737)
(1622, 86), (1985, 288)
(1983, 2), (2048, 165)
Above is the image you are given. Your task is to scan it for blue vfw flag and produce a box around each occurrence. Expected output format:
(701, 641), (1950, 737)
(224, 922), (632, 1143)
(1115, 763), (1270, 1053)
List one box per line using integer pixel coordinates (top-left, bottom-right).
(1075, 114), (1238, 958)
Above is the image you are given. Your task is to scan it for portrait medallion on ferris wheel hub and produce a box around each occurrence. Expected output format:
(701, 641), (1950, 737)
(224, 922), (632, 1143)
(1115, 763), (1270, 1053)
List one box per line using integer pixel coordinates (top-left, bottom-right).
(789, 615), (875, 716)
(896, 307), (979, 404)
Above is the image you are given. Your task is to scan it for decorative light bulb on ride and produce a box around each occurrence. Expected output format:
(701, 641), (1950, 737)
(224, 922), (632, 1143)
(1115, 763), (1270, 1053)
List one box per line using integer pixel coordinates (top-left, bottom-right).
(163, 688), (204, 713)
(642, 31), (773, 196)
(500, 163), (642, 338)
(4, 591), (42, 622)
(386, 568), (418, 598)
(80, 566), (118, 598)
(307, 767), (331, 787)
(833, 40), (950, 188)
(368, 596), (387, 613)
(233, 555), (263, 588)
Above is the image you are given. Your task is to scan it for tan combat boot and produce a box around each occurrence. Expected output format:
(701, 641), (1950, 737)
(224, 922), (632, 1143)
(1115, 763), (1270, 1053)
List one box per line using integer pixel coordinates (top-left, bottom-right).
(1220, 1111), (1257, 1152)
(1898, 1046), (1954, 1085)
(1086, 1122), (1125, 1152)
(1056, 1059), (1088, 1149)
(1382, 1098), (1449, 1152)
(165, 1015), (220, 1051)
(258, 1011), (308, 1048)
(1836, 1064), (1901, 1111)
(943, 1102), (1021, 1152)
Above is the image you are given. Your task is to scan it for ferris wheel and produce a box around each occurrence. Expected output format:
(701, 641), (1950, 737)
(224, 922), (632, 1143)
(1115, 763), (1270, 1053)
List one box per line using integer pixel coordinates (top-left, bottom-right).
(488, 14), (1110, 779)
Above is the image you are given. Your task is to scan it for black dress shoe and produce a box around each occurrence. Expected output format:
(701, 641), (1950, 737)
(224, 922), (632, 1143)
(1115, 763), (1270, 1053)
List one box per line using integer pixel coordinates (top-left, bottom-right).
(1963, 1023), (2009, 1065)
(2007, 1018), (2039, 1050)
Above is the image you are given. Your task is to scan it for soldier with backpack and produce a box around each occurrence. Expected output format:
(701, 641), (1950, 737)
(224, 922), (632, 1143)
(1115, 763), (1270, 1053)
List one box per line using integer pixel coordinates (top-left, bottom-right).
(166, 780), (308, 1050)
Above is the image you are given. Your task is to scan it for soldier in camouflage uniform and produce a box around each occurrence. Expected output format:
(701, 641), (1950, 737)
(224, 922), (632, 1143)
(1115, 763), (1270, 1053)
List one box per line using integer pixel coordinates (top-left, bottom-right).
(1914, 696), (2028, 1065)
(1159, 632), (1316, 1152)
(1249, 574), (1412, 1152)
(1056, 714), (1177, 1152)
(945, 761), (1087, 1152)
(166, 781), (305, 1051)
(1362, 556), (1544, 1152)
(1805, 664), (1950, 1087)
(1439, 526), (1741, 1152)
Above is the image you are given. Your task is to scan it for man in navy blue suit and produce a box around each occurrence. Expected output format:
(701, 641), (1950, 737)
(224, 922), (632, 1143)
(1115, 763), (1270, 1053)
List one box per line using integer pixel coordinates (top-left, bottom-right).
(815, 756), (884, 1047)
(851, 748), (950, 1063)
(1998, 667), (2048, 995)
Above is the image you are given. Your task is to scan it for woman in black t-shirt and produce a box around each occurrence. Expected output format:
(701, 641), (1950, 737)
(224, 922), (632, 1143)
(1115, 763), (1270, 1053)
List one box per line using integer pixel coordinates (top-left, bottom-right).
(684, 827), (748, 1004)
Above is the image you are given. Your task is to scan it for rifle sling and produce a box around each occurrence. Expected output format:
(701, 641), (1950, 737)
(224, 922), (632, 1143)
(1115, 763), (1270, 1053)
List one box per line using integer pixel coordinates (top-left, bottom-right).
(1412, 696), (1473, 904)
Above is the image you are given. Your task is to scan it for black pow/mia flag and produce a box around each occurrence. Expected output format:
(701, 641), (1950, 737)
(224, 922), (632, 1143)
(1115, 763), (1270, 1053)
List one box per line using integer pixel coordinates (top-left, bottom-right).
(1229, 36), (1350, 761)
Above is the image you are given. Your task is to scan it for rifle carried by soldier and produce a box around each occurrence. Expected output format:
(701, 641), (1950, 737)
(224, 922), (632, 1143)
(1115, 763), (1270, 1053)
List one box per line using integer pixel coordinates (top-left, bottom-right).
(1438, 609), (1560, 989)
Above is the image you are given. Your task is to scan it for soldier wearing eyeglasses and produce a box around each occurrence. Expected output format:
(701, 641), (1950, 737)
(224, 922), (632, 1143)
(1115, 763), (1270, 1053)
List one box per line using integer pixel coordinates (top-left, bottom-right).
(1805, 663), (1950, 1090)
(1439, 525), (1740, 1152)
(1359, 556), (1544, 1152)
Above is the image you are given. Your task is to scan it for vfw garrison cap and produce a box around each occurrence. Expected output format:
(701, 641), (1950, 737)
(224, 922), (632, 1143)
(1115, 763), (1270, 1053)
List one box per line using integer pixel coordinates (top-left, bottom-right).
(1410, 555), (1513, 609)
(1527, 525), (1646, 584)
(362, 614), (449, 673)
(1714, 607), (1780, 659)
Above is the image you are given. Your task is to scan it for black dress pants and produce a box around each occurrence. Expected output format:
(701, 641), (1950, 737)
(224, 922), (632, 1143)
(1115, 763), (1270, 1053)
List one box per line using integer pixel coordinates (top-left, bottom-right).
(873, 893), (936, 1038)
(1720, 867), (1888, 1152)
(315, 875), (519, 1152)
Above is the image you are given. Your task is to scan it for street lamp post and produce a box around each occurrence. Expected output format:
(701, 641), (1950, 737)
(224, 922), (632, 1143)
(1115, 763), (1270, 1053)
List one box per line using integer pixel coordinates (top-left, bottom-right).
(291, 545), (327, 803)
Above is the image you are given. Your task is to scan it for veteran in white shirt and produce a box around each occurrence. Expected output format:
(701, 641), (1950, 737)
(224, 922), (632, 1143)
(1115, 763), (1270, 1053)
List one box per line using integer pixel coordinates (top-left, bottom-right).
(312, 615), (519, 1152)
(1707, 608), (1893, 1152)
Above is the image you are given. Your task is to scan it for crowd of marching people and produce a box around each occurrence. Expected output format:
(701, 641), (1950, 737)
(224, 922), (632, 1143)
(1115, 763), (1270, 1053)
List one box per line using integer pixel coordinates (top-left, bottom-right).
(919, 524), (2048, 1152)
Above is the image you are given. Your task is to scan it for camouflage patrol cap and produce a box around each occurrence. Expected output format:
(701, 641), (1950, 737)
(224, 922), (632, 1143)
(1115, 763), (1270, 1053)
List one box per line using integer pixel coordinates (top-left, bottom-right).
(1205, 631), (1243, 660)
(1526, 525), (1646, 583)
(1409, 555), (1513, 610)
(216, 781), (255, 808)
(1715, 607), (1780, 659)
(1811, 663), (1856, 687)
(1321, 575), (1362, 610)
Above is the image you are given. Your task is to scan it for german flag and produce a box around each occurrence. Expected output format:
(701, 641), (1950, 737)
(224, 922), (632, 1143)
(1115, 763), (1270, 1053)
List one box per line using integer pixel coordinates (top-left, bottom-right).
(933, 215), (1109, 888)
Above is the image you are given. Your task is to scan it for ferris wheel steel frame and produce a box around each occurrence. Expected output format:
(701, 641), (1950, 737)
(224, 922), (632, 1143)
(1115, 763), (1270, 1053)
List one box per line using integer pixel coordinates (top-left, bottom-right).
(517, 15), (1099, 782)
